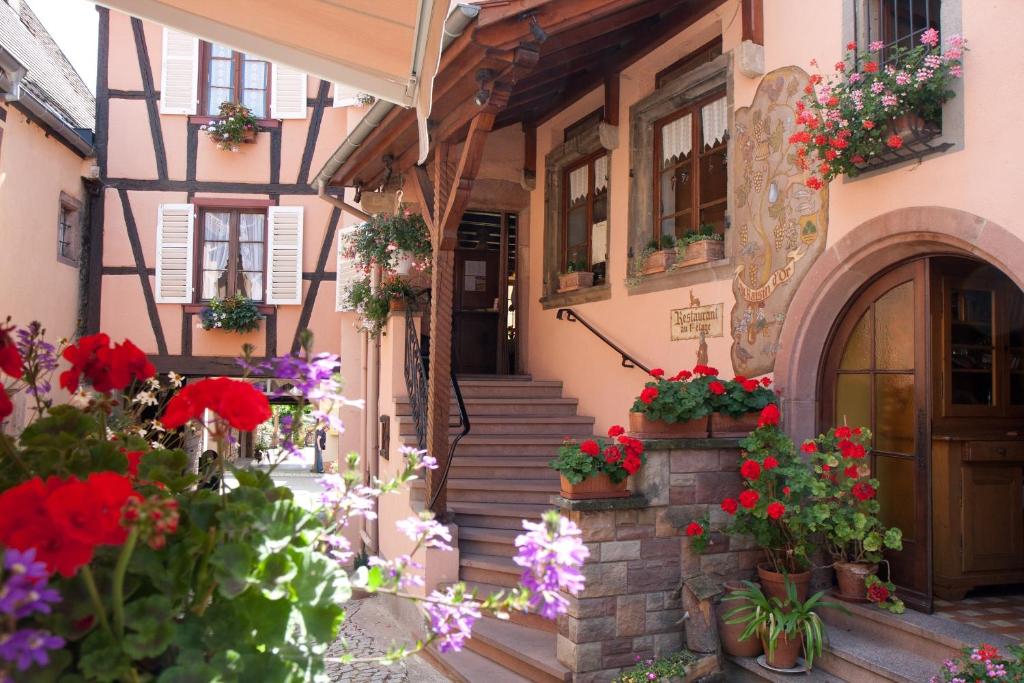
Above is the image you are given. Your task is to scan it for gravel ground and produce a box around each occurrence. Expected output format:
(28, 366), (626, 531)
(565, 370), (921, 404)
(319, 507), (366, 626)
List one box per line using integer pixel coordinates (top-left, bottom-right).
(325, 596), (451, 682)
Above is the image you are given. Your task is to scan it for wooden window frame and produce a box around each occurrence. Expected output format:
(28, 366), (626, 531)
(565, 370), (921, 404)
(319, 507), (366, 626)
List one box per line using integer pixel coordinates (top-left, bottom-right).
(193, 206), (269, 304)
(198, 41), (272, 120)
(56, 192), (81, 267)
(655, 37), (723, 89)
(652, 89), (728, 242)
(560, 149), (608, 275)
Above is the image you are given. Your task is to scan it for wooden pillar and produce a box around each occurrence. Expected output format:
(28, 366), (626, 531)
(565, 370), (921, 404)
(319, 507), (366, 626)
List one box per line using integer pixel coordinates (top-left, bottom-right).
(425, 247), (455, 517)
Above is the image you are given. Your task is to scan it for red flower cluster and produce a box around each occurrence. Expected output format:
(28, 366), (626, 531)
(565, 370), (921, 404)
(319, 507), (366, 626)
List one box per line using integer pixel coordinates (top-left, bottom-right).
(615, 434), (644, 475)
(123, 494), (180, 550)
(669, 369), (692, 382)
(867, 582), (890, 603)
(721, 498), (738, 514)
(60, 334), (155, 393)
(740, 460), (761, 480)
(685, 521), (704, 537)
(649, 368), (664, 378)
(757, 404), (781, 428)
(162, 377), (271, 431)
(739, 489), (759, 509)
(639, 387), (659, 404)
(708, 380), (726, 395)
(976, 644), (1000, 662)
(692, 365), (718, 376)
(0, 325), (22, 420)
(839, 439), (866, 459)
(580, 439), (600, 456)
(607, 425), (625, 438)
(766, 501), (786, 520)
(800, 441), (818, 454)
(0, 473), (140, 576)
(851, 481), (876, 501)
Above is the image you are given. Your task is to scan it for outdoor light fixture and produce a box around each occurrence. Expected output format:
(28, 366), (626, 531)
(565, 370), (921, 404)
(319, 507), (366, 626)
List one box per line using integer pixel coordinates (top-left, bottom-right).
(528, 15), (549, 44)
(474, 69), (496, 106)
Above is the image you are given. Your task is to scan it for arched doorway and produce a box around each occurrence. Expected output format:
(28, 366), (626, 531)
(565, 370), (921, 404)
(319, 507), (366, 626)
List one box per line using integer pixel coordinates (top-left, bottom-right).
(820, 255), (1024, 611)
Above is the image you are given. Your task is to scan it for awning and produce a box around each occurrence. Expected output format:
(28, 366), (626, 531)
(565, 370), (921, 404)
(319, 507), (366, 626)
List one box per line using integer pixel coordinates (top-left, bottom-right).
(92, 0), (452, 111)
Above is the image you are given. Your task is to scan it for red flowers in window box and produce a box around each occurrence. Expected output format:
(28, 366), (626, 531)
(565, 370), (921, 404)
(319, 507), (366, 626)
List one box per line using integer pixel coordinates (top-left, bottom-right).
(162, 377), (271, 432)
(639, 387), (659, 404)
(549, 426), (644, 495)
(740, 460), (761, 480)
(708, 380), (726, 395)
(851, 482), (876, 501)
(763, 456), (779, 470)
(59, 333), (155, 393)
(580, 439), (600, 456)
(757, 404), (780, 427)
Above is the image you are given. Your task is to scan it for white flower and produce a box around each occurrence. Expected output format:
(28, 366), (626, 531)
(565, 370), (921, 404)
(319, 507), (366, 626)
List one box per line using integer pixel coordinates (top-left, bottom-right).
(168, 372), (183, 388)
(68, 390), (91, 409)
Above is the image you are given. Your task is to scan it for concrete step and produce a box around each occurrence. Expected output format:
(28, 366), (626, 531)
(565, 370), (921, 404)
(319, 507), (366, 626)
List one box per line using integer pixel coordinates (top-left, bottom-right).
(395, 397), (580, 417)
(466, 617), (571, 683)
(450, 501), (553, 530)
(460, 553), (521, 588)
(449, 580), (558, 633)
(816, 626), (939, 683)
(410, 479), (558, 505)
(446, 435), (573, 457)
(725, 655), (845, 682)
(459, 526), (520, 557)
(397, 415), (595, 437)
(450, 456), (559, 480)
(454, 379), (565, 399)
(422, 642), (532, 683)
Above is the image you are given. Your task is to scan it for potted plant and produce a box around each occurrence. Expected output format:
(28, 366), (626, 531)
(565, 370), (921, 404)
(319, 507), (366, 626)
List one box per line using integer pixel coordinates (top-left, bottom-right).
(628, 366), (719, 437)
(680, 225), (724, 264)
(344, 273), (416, 336)
(199, 294), (264, 334)
(557, 258), (594, 293)
(791, 30), (966, 188)
(344, 208), (432, 278)
(200, 102), (261, 151)
(717, 581), (763, 658)
(641, 235), (677, 275)
(802, 427), (904, 610)
(723, 580), (837, 671)
(549, 425), (644, 499)
(708, 375), (777, 436)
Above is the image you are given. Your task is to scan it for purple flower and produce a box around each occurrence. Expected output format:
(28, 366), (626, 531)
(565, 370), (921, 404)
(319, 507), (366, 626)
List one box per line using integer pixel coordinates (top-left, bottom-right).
(423, 587), (481, 653)
(396, 514), (453, 551)
(322, 533), (353, 565)
(15, 323), (58, 397)
(0, 549), (60, 618)
(0, 629), (64, 671)
(513, 511), (589, 619)
(399, 445), (437, 470)
(368, 554), (424, 590)
(318, 475), (380, 520)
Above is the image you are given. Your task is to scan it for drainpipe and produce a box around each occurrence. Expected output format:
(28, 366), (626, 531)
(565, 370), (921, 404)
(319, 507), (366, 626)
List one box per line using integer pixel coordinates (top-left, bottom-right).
(364, 265), (382, 555)
(316, 179), (369, 221)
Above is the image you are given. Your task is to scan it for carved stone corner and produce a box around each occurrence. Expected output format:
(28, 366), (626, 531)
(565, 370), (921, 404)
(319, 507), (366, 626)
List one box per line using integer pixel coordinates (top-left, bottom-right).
(598, 122), (619, 150)
(737, 40), (765, 78)
(520, 169), (536, 191)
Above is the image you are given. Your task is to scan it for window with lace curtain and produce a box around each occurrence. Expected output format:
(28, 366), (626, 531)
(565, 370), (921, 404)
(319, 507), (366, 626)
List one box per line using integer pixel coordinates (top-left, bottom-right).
(653, 91), (728, 241)
(200, 42), (271, 119)
(561, 151), (610, 282)
(195, 209), (267, 302)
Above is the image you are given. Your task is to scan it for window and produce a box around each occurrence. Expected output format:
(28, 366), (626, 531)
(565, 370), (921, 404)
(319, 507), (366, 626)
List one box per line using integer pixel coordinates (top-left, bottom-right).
(857, 0), (940, 64)
(56, 193), (81, 266)
(201, 42), (270, 118)
(196, 209), (266, 302)
(561, 151), (609, 282)
(653, 92), (728, 241)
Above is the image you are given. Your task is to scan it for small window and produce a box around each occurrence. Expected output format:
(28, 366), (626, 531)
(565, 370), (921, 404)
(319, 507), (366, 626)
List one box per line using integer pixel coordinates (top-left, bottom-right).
(196, 208), (266, 302)
(858, 0), (940, 64)
(653, 92), (728, 241)
(201, 42), (270, 118)
(561, 151), (609, 282)
(56, 193), (81, 266)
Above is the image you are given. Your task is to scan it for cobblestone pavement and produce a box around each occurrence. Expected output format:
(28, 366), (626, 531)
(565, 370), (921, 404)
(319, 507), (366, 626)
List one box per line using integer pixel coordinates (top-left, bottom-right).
(325, 596), (451, 682)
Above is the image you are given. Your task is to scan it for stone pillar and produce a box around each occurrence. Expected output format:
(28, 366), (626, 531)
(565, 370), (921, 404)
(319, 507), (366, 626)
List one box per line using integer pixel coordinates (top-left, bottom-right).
(554, 438), (756, 682)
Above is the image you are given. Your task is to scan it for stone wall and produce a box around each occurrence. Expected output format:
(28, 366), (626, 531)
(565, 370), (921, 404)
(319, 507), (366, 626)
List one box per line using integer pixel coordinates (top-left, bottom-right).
(555, 438), (759, 682)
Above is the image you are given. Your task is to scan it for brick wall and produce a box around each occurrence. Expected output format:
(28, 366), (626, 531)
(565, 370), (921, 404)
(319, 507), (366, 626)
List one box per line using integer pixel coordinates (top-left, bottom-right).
(555, 438), (759, 682)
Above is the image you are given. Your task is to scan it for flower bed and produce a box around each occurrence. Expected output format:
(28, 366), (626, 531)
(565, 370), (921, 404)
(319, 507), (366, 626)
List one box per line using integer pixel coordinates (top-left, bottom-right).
(790, 29), (965, 187)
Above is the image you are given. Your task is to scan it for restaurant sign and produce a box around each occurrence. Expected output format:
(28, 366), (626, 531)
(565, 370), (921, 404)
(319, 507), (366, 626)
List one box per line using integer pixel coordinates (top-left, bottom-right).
(671, 303), (723, 341)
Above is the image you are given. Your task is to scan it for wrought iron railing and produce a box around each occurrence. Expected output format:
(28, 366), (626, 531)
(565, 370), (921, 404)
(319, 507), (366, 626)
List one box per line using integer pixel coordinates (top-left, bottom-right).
(556, 308), (651, 374)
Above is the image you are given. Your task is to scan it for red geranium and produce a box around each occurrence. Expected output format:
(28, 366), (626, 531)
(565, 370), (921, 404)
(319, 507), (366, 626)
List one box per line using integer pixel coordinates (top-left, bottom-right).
(741, 379), (759, 392)
(834, 426), (852, 439)
(867, 582), (890, 603)
(977, 644), (1000, 662)
(839, 439), (866, 459)
(886, 134), (904, 149)
(669, 369), (692, 381)
(864, 60), (879, 73)
(124, 450), (144, 478)
(738, 489), (759, 509)
(580, 440), (600, 456)
(607, 425), (625, 438)
(782, 486), (791, 496)
(740, 460), (761, 480)
(639, 387), (658, 405)
(851, 481), (876, 501)
(0, 325), (23, 379)
(622, 453), (642, 475)
(708, 380), (726, 396)
(844, 465), (860, 479)
(766, 501), (786, 520)
(46, 473), (139, 546)
(762, 456), (779, 470)
(800, 441), (818, 454)
(60, 334), (155, 393)
(757, 404), (780, 427)
(604, 446), (622, 464)
(649, 368), (664, 378)
(162, 377), (271, 431)
(693, 365), (718, 376)
(685, 521), (704, 537)
(721, 498), (738, 515)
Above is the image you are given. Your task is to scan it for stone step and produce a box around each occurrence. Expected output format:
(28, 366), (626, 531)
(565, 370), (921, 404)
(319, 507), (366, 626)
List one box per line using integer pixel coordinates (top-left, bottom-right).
(410, 479), (557, 505)
(817, 626), (942, 682)
(421, 642), (533, 683)
(395, 397), (580, 417)
(397, 415), (594, 437)
(446, 435), (573, 456)
(450, 580), (557, 633)
(449, 457), (559, 480)
(450, 501), (553, 530)
(460, 553), (522, 588)
(725, 655), (845, 682)
(454, 379), (565, 399)
(465, 617), (571, 683)
(459, 526), (520, 557)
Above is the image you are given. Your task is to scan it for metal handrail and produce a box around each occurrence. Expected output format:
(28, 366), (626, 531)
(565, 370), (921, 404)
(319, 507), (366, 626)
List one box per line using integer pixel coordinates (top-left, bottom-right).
(555, 308), (652, 374)
(403, 304), (429, 450)
(428, 359), (469, 514)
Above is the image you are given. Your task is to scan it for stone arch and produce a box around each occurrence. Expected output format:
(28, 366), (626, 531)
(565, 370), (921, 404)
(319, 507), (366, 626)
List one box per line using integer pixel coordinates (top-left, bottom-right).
(774, 206), (1024, 441)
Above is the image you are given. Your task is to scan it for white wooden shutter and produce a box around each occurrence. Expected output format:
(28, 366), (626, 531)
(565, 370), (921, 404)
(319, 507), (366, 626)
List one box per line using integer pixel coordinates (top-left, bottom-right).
(155, 204), (194, 303)
(336, 227), (359, 311)
(159, 29), (199, 115)
(271, 65), (308, 119)
(266, 206), (303, 304)
(333, 83), (361, 108)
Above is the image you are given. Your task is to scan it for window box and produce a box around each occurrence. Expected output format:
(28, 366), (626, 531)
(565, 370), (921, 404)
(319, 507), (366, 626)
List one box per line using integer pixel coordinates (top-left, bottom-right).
(681, 239), (724, 265)
(851, 112), (948, 174)
(642, 249), (676, 275)
(557, 271), (594, 293)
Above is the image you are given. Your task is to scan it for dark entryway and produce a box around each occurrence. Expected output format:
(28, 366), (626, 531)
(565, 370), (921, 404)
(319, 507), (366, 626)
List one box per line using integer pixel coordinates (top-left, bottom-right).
(452, 211), (519, 375)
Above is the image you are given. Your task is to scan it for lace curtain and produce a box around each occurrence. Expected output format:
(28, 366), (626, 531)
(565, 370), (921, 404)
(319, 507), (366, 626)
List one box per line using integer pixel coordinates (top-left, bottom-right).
(702, 96), (728, 148)
(594, 155), (609, 193)
(568, 165), (589, 204)
(661, 113), (692, 166)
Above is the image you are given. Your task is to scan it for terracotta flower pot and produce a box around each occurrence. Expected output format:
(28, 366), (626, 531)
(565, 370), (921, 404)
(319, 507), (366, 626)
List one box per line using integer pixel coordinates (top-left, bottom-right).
(834, 561), (878, 600)
(642, 249), (676, 275)
(683, 239), (725, 264)
(709, 412), (760, 437)
(763, 630), (802, 670)
(559, 472), (630, 500)
(557, 271), (594, 293)
(628, 411), (709, 438)
(718, 581), (764, 658)
(757, 563), (811, 603)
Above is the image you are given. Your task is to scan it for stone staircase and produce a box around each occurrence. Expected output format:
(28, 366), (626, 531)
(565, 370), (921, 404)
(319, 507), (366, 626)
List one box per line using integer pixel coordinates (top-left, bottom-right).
(726, 599), (1016, 682)
(397, 375), (581, 683)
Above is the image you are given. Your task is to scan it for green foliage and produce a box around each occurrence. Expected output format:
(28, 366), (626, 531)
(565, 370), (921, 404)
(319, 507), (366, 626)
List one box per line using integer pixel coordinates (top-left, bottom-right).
(549, 441), (600, 484)
(563, 257), (590, 274)
(614, 650), (697, 682)
(343, 208), (432, 274)
(202, 102), (260, 151)
(200, 294), (264, 334)
(345, 274), (416, 336)
(630, 375), (713, 424)
(709, 376), (777, 417)
(932, 642), (1024, 682)
(681, 224), (722, 246)
(548, 431), (645, 485)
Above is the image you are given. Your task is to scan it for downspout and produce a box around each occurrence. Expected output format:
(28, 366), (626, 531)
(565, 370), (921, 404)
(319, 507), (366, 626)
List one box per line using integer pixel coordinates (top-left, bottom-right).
(364, 265), (382, 555)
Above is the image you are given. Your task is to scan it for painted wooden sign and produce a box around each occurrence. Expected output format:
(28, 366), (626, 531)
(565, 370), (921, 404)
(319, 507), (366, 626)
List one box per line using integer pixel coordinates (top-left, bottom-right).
(729, 66), (830, 376)
(671, 303), (723, 341)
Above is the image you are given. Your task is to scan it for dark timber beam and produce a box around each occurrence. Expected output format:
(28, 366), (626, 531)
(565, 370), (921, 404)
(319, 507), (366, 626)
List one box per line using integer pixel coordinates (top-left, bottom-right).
(742, 0), (765, 45)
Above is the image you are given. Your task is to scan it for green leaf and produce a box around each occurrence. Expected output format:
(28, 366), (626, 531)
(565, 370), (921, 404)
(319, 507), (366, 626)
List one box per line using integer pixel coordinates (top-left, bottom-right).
(79, 629), (131, 682)
(123, 595), (175, 659)
(210, 542), (256, 598)
(156, 664), (221, 683)
(258, 551), (298, 600)
(299, 603), (345, 642)
(365, 565), (384, 592)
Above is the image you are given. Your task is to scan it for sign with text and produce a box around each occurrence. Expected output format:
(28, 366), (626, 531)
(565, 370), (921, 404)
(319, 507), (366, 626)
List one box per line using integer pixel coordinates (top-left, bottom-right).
(671, 303), (723, 341)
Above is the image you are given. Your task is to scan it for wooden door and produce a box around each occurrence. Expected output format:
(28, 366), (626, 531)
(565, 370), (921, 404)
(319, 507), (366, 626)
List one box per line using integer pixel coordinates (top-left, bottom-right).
(962, 464), (1024, 573)
(822, 259), (932, 611)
